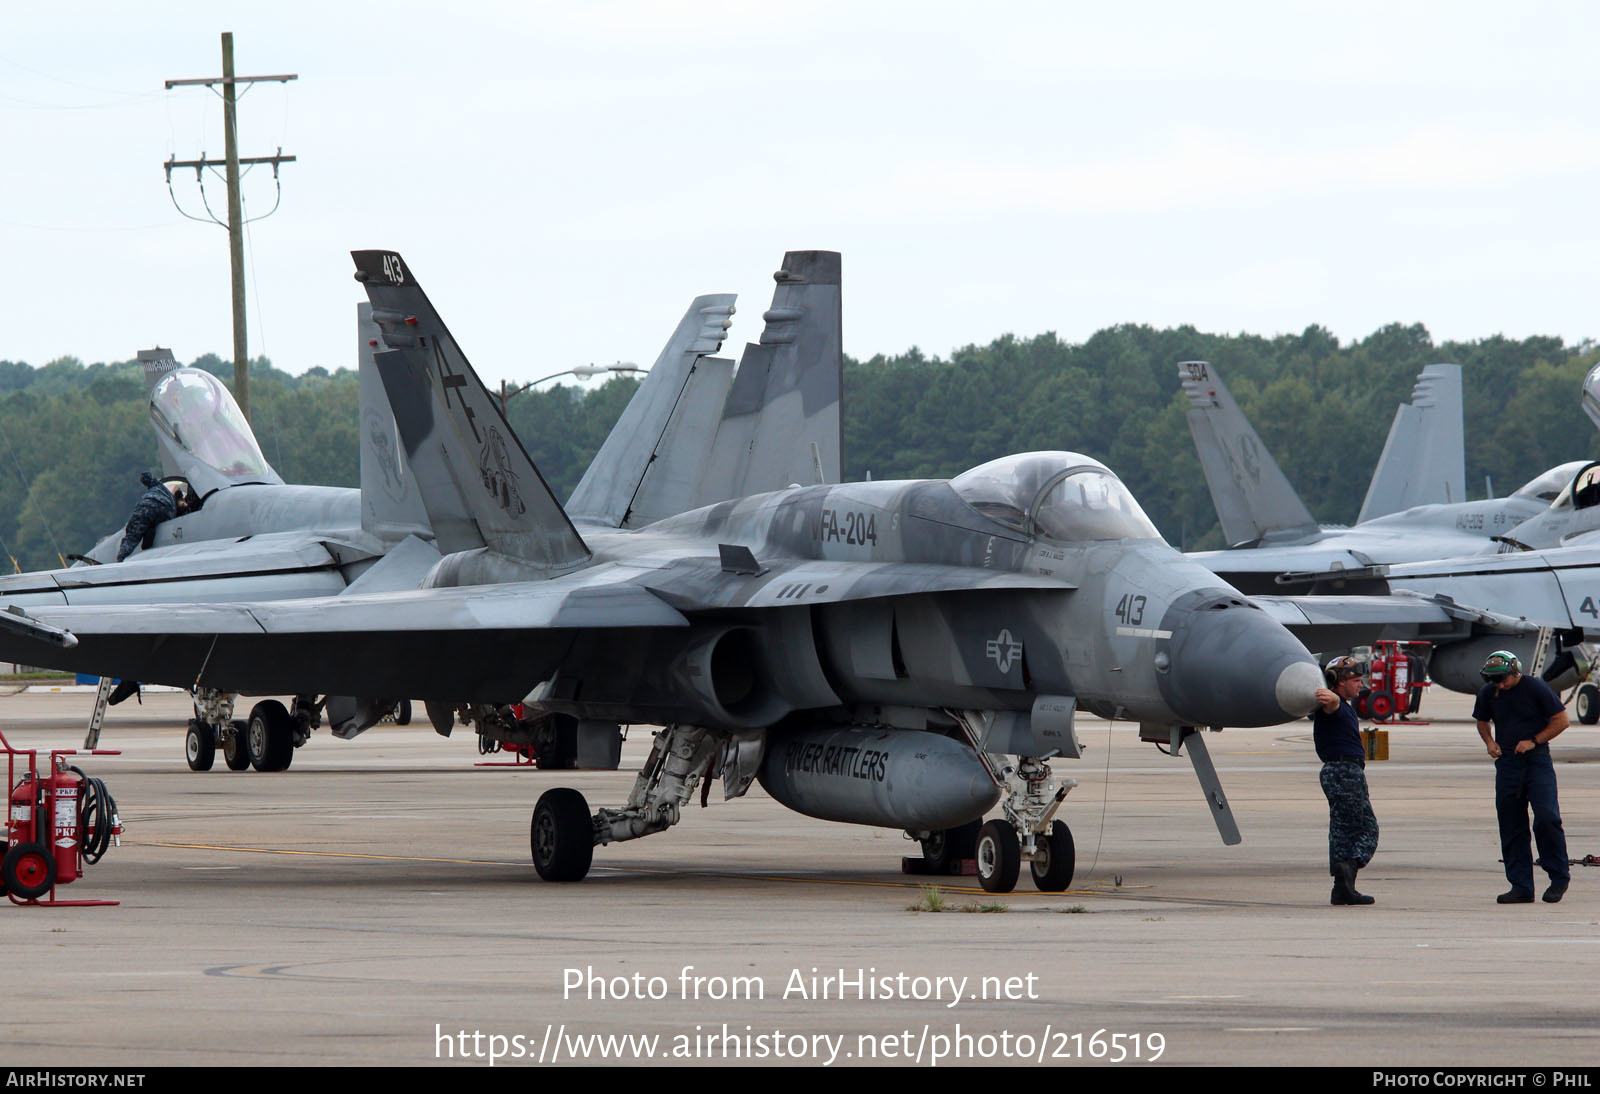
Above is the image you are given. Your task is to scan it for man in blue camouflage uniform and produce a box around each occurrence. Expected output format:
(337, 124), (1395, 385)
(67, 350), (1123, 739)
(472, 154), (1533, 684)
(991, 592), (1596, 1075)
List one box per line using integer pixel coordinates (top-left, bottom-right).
(116, 472), (187, 562)
(1313, 655), (1378, 905)
(1474, 650), (1570, 905)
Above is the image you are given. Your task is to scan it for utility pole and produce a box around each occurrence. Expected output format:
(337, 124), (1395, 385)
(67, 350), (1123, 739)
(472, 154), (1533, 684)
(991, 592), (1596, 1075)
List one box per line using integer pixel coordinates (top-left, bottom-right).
(163, 32), (297, 422)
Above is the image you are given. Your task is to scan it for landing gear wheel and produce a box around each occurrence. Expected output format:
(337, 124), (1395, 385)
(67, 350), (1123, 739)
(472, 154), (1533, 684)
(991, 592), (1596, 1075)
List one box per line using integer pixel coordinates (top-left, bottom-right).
(185, 719), (216, 771)
(1578, 684), (1600, 725)
(530, 788), (593, 882)
(532, 714), (578, 770)
(223, 722), (253, 771)
(976, 820), (1021, 894)
(1029, 820), (1076, 892)
(1367, 689), (1395, 721)
(248, 700), (296, 772)
(2, 840), (56, 900)
(395, 699), (412, 726)
(920, 819), (981, 875)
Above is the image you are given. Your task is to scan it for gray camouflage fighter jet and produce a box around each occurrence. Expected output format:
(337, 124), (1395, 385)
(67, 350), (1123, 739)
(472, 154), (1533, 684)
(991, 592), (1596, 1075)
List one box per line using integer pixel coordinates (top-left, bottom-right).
(0, 257), (843, 770)
(1178, 358), (1588, 594)
(1179, 358), (1600, 694)
(0, 249), (1384, 894)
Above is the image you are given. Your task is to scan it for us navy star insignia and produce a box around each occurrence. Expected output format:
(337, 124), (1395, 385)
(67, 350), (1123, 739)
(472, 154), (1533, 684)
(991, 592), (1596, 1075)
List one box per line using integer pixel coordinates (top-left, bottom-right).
(986, 628), (1023, 673)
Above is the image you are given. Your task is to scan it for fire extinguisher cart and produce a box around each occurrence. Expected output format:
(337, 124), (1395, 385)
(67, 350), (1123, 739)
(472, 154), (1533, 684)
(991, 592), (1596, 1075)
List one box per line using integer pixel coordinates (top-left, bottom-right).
(1, 724), (122, 908)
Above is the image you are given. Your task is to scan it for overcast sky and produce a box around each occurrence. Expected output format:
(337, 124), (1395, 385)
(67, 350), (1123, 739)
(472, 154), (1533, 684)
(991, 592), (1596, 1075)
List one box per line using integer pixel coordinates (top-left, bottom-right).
(4, 2), (1598, 386)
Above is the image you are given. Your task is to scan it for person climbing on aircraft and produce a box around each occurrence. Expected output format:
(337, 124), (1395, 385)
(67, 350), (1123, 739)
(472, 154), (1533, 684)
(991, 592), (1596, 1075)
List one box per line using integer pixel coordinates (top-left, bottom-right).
(115, 471), (190, 561)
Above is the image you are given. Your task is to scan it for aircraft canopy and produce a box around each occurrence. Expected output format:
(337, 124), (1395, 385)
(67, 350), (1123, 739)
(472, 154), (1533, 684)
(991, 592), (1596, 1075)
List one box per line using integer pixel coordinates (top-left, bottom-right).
(951, 451), (1161, 542)
(149, 369), (282, 492)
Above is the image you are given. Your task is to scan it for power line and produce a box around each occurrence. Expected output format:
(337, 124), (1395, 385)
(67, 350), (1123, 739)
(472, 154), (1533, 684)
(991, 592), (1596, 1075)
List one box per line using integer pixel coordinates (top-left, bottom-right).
(162, 32), (297, 423)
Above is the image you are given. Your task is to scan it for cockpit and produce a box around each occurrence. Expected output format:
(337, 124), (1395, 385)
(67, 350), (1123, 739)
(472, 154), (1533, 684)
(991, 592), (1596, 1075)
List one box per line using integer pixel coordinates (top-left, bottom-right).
(149, 369), (278, 488)
(1549, 461), (1600, 512)
(950, 452), (1162, 542)
(1511, 461), (1592, 504)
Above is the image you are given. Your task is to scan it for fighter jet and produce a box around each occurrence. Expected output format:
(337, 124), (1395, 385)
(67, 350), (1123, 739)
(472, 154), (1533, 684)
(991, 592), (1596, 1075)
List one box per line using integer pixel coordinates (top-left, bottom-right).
(1178, 358), (1587, 594)
(0, 249), (1424, 895)
(0, 252), (845, 776)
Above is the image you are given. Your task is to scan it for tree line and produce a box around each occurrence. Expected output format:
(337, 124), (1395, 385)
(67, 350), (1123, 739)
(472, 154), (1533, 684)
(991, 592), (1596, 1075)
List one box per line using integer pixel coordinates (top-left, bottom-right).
(0, 322), (1592, 571)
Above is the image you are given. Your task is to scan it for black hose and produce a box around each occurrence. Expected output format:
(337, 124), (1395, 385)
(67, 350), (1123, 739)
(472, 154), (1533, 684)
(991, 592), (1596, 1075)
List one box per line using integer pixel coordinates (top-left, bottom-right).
(67, 765), (117, 865)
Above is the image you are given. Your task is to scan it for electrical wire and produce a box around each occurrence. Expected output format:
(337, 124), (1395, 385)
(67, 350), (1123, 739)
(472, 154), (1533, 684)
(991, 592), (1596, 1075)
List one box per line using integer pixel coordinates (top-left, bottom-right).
(1082, 715), (1114, 885)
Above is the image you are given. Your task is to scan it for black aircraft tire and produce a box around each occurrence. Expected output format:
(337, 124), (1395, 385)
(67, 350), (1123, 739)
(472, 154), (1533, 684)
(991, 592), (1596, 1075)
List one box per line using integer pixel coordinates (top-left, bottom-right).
(223, 723), (253, 771)
(921, 819), (981, 875)
(976, 820), (1021, 894)
(185, 720), (216, 772)
(530, 788), (593, 882)
(249, 701), (296, 772)
(2, 840), (56, 900)
(1030, 821), (1076, 892)
(395, 699), (413, 726)
(1577, 685), (1600, 726)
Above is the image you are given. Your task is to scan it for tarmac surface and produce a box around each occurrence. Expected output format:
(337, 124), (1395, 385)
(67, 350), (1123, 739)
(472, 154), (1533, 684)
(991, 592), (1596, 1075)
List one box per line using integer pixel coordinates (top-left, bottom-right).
(1, 686), (1596, 1068)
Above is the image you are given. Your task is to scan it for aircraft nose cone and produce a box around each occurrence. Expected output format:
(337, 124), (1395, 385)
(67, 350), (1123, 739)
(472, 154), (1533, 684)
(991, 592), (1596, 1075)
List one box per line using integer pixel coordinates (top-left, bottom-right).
(1157, 590), (1320, 727)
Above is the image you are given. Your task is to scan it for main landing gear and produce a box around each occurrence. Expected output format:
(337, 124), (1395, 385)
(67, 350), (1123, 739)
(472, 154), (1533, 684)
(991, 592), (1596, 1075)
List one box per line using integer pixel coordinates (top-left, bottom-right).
(184, 691), (317, 773)
(529, 723), (716, 882)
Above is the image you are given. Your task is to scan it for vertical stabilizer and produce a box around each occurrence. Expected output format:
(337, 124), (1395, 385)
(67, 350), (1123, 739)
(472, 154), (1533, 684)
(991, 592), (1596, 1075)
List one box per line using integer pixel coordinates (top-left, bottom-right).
(566, 295), (738, 528)
(694, 251), (842, 506)
(352, 250), (589, 573)
(357, 302), (432, 541)
(1178, 360), (1319, 546)
(1357, 363), (1465, 522)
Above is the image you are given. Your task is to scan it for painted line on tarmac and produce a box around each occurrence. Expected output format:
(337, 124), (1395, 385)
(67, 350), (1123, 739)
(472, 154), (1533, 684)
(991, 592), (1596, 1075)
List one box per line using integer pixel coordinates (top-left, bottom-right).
(143, 840), (520, 867)
(141, 840), (1264, 905)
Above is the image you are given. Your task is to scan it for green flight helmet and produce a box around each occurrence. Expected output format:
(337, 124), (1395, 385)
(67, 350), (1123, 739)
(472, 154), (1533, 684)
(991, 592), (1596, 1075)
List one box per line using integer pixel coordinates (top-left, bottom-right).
(1480, 649), (1521, 682)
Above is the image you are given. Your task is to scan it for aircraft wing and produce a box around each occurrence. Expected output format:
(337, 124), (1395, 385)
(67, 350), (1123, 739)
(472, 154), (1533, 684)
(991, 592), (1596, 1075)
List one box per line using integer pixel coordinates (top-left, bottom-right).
(0, 536), (356, 609)
(1, 569), (688, 702)
(0, 556), (1071, 703)
(1254, 591), (1535, 651)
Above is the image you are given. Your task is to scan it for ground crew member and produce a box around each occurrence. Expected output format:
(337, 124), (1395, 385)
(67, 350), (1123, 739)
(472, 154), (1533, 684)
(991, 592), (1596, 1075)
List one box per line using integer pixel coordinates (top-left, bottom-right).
(116, 472), (187, 562)
(1474, 650), (1570, 904)
(1313, 655), (1378, 905)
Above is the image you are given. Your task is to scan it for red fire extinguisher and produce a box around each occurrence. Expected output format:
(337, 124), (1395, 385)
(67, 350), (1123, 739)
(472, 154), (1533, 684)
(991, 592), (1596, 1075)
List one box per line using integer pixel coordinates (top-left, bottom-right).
(3, 728), (122, 906)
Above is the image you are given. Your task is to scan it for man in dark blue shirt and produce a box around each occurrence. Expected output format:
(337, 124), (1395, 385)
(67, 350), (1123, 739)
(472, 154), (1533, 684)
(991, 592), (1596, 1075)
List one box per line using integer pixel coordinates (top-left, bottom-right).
(1313, 655), (1378, 905)
(1473, 650), (1570, 904)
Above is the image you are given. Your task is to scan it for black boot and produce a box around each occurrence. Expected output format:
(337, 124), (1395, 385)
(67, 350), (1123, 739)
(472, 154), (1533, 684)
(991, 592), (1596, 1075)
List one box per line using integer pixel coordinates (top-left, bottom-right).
(1331, 860), (1374, 905)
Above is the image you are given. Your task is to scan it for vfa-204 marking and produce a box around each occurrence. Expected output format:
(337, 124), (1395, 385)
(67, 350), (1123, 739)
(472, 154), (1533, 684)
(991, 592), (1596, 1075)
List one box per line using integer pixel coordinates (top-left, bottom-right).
(816, 507), (879, 547)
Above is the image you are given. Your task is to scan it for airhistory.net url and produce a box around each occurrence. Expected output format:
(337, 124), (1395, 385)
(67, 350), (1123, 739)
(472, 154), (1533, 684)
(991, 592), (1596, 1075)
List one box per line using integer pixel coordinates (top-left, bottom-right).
(434, 1023), (1166, 1065)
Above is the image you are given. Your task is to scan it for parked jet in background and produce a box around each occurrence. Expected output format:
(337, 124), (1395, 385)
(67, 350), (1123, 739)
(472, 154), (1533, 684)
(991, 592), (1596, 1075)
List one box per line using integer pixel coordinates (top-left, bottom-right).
(0, 250), (1538, 892)
(1178, 358), (1586, 593)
